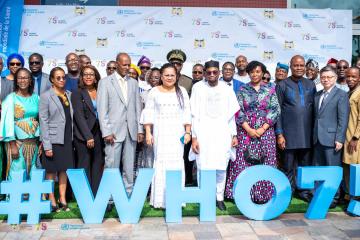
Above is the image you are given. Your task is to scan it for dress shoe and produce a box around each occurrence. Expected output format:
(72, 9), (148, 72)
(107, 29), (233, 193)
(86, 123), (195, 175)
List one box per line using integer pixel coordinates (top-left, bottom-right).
(329, 202), (337, 209)
(345, 211), (358, 217)
(297, 193), (311, 203)
(106, 203), (113, 212)
(216, 201), (226, 211)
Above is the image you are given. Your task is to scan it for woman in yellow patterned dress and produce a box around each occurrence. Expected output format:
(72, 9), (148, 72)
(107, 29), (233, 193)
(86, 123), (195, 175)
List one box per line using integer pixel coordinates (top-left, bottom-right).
(0, 68), (40, 180)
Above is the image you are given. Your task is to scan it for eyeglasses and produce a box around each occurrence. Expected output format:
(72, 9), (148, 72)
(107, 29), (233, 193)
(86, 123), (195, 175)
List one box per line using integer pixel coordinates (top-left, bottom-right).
(206, 70), (219, 76)
(140, 66), (150, 70)
(54, 76), (66, 81)
(262, 77), (271, 81)
(9, 62), (22, 66)
(171, 62), (183, 66)
(83, 73), (95, 77)
(192, 71), (203, 74)
(320, 76), (335, 80)
(337, 66), (348, 70)
(107, 67), (116, 70)
(29, 61), (41, 66)
(150, 77), (160, 81)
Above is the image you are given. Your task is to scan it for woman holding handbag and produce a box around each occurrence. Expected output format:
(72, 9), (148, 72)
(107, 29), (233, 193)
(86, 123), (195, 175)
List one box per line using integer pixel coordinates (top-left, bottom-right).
(225, 61), (280, 203)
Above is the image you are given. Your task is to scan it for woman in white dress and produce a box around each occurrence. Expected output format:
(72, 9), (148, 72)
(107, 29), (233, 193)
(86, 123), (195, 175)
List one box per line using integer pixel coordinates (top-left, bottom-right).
(141, 63), (191, 209)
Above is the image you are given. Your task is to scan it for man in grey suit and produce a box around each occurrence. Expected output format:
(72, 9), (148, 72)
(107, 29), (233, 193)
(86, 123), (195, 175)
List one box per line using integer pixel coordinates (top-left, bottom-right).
(313, 66), (349, 208)
(29, 53), (51, 96)
(97, 53), (143, 198)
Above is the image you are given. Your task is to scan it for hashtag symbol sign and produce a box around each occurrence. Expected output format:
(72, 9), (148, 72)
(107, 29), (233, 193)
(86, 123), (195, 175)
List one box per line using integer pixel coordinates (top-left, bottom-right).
(0, 169), (53, 224)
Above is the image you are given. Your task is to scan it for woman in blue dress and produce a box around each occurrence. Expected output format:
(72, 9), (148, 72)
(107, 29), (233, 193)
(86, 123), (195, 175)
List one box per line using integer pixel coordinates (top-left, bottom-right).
(0, 68), (40, 181)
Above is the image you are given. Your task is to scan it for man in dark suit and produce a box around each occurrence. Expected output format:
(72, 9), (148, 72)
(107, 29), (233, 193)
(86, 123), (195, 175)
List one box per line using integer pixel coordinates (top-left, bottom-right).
(276, 55), (316, 201)
(313, 66), (349, 208)
(28, 53), (51, 96)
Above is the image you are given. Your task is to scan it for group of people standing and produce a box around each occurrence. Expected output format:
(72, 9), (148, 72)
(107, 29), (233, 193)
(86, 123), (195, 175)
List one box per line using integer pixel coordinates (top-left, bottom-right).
(0, 49), (359, 216)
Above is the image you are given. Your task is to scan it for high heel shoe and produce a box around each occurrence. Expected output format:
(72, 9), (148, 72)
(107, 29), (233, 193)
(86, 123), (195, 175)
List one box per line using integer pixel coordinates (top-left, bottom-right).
(58, 201), (70, 212)
(51, 204), (59, 213)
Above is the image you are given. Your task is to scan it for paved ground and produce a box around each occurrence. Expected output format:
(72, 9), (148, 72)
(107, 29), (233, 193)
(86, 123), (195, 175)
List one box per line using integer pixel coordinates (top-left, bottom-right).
(0, 213), (360, 239)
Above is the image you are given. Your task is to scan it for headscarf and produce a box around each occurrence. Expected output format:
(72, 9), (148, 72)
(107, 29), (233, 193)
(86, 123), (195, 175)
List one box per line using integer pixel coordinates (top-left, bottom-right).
(327, 58), (338, 65)
(137, 55), (151, 66)
(130, 63), (141, 76)
(6, 53), (25, 67)
(276, 62), (289, 72)
(305, 59), (319, 70)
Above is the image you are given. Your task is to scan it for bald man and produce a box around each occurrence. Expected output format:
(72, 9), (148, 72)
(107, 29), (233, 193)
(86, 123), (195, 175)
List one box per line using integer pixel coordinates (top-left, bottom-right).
(234, 55), (250, 83)
(275, 55), (316, 202)
(97, 52), (143, 199)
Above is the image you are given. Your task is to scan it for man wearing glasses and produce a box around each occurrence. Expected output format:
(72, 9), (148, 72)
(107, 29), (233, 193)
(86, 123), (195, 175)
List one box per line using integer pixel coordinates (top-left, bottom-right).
(336, 60), (350, 92)
(137, 55), (152, 93)
(219, 61), (244, 94)
(166, 49), (192, 96)
(313, 66), (349, 208)
(190, 60), (239, 211)
(106, 61), (117, 76)
(28, 53), (51, 95)
(192, 64), (205, 85)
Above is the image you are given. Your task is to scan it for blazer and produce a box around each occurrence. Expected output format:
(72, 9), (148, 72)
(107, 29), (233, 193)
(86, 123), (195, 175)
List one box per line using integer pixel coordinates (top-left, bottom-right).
(0, 77), (13, 101)
(71, 88), (99, 141)
(313, 86), (349, 147)
(97, 73), (142, 142)
(33, 72), (52, 95)
(344, 86), (360, 164)
(39, 88), (73, 151)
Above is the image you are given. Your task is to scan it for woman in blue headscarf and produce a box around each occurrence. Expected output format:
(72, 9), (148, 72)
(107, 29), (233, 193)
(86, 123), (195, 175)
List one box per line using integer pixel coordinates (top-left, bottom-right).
(6, 53), (25, 82)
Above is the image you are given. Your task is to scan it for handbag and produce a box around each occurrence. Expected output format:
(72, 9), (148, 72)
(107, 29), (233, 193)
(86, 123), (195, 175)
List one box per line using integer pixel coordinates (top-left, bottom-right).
(243, 137), (266, 165)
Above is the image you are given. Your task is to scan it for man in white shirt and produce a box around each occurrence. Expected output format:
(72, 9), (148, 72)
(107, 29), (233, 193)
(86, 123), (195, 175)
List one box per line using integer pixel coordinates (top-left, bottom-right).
(97, 53), (143, 211)
(190, 60), (239, 211)
(234, 55), (250, 83)
(313, 66), (349, 208)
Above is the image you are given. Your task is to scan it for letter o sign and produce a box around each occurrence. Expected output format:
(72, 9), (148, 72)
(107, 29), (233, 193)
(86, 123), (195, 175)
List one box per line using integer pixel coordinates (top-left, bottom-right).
(233, 165), (292, 220)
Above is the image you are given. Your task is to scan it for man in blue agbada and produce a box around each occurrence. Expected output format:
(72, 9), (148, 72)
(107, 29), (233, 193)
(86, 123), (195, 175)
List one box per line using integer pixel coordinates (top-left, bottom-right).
(275, 55), (316, 202)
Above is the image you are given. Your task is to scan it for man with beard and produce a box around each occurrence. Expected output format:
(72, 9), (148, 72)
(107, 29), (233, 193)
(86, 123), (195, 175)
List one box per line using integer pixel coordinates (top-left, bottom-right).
(167, 49), (192, 96)
(28, 53), (51, 95)
(234, 55), (250, 83)
(191, 60), (239, 211)
(305, 59), (322, 91)
(336, 60), (350, 92)
(64, 53), (80, 92)
(276, 55), (316, 202)
(274, 62), (289, 84)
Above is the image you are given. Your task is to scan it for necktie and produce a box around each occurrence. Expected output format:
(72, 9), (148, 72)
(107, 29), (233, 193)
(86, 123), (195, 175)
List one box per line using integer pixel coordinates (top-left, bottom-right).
(320, 91), (328, 109)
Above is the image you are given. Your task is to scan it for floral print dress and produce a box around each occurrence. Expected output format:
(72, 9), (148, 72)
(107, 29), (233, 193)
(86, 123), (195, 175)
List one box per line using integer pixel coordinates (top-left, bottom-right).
(225, 83), (280, 203)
